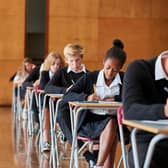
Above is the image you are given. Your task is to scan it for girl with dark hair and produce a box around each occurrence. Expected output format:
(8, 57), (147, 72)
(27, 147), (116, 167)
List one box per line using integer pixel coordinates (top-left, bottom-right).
(59, 39), (127, 168)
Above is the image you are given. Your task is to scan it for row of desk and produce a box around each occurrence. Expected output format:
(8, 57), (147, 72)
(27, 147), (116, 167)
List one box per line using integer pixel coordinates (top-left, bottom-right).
(16, 86), (168, 168)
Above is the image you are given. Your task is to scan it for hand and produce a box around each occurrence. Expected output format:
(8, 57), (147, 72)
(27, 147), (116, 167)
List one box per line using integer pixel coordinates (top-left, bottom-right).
(164, 99), (168, 117)
(33, 80), (40, 87)
(103, 97), (115, 102)
(87, 93), (101, 101)
(164, 98), (168, 117)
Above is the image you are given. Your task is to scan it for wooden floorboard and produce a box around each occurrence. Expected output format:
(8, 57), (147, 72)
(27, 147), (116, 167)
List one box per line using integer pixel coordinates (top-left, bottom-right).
(0, 107), (123, 168)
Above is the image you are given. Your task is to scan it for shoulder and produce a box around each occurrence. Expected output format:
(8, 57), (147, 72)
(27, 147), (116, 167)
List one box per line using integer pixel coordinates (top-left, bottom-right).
(128, 57), (156, 71)
(125, 58), (156, 81)
(41, 70), (49, 76)
(84, 70), (99, 79)
(54, 67), (68, 75)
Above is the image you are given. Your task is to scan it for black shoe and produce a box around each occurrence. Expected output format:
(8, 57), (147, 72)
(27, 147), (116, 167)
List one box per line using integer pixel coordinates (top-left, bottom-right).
(83, 151), (96, 168)
(88, 159), (96, 168)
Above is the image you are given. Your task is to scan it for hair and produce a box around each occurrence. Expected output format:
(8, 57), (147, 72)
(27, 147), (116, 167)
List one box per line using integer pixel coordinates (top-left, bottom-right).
(15, 57), (33, 78)
(63, 43), (84, 59)
(105, 39), (127, 68)
(42, 52), (64, 71)
(23, 57), (33, 64)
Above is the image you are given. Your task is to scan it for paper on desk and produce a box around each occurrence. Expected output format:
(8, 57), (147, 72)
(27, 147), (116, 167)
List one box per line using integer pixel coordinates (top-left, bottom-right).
(142, 120), (168, 125)
(98, 101), (121, 104)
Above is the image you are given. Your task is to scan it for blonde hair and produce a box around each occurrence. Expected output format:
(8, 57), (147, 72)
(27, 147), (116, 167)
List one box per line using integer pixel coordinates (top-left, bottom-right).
(63, 43), (84, 59)
(42, 52), (64, 71)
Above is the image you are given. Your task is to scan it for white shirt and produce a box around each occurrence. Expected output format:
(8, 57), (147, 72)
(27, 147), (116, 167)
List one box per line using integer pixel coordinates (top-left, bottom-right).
(95, 69), (121, 99)
(92, 69), (121, 115)
(49, 70), (54, 80)
(155, 52), (168, 80)
(67, 64), (86, 74)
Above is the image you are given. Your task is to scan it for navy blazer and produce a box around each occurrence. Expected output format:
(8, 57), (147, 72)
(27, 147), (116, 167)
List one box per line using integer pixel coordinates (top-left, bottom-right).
(45, 67), (88, 94)
(39, 71), (50, 90)
(63, 70), (124, 102)
(123, 57), (168, 121)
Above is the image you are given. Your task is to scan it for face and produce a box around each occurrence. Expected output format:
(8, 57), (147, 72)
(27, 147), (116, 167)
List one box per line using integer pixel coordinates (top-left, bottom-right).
(65, 55), (83, 72)
(103, 57), (122, 81)
(24, 62), (33, 73)
(50, 58), (61, 73)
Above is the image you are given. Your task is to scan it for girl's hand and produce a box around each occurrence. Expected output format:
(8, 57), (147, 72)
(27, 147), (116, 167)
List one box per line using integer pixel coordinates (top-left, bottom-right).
(164, 98), (168, 117)
(87, 93), (101, 101)
(103, 97), (115, 102)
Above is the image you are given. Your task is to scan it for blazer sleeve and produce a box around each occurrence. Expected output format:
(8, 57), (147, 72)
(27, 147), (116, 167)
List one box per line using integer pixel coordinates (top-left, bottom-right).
(122, 60), (166, 120)
(114, 71), (124, 102)
(44, 69), (67, 94)
(63, 72), (97, 102)
(24, 65), (40, 83)
(39, 71), (50, 90)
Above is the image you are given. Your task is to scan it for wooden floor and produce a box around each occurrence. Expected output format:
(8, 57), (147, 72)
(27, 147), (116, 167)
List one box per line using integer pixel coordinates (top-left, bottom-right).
(0, 107), (89, 168)
(0, 107), (123, 168)
(0, 107), (18, 168)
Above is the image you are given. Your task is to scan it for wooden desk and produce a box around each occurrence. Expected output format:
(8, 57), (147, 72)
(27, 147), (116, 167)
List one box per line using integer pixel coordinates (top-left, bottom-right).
(123, 120), (168, 168)
(69, 101), (121, 168)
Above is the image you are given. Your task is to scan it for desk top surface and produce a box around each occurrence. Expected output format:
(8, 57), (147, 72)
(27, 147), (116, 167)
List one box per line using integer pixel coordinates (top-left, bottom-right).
(46, 93), (63, 98)
(123, 119), (168, 134)
(69, 101), (122, 108)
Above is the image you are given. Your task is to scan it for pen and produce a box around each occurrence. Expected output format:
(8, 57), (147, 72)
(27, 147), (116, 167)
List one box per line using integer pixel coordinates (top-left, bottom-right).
(93, 84), (96, 94)
(71, 79), (75, 84)
(164, 87), (168, 93)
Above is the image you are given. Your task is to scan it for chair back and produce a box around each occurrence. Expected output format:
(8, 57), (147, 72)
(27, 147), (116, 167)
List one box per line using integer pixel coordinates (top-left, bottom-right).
(117, 105), (129, 168)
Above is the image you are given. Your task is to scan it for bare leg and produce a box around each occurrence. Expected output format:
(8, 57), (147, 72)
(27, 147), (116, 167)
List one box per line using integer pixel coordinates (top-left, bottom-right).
(43, 107), (50, 142)
(104, 132), (118, 168)
(96, 119), (118, 168)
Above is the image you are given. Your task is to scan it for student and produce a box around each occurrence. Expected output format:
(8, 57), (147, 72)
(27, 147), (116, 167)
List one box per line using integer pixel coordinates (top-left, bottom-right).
(13, 57), (36, 85)
(21, 64), (41, 119)
(39, 52), (64, 90)
(12, 57), (35, 97)
(42, 43), (88, 151)
(59, 39), (127, 168)
(122, 50), (168, 168)
(38, 52), (64, 150)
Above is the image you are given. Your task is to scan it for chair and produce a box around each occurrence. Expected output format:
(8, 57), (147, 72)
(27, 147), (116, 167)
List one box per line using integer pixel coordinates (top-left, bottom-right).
(117, 105), (129, 168)
(69, 103), (99, 168)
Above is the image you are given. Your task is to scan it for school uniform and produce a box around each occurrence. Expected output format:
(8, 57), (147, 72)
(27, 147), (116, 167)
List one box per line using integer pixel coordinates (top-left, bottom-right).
(58, 70), (124, 144)
(40, 70), (55, 90)
(21, 65), (41, 99)
(45, 66), (87, 94)
(122, 56), (168, 168)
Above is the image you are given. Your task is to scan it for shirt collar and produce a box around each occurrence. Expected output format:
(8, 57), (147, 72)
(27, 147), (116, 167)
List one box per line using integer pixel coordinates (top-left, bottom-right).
(96, 69), (122, 88)
(67, 64), (86, 73)
(49, 70), (54, 79)
(155, 52), (168, 80)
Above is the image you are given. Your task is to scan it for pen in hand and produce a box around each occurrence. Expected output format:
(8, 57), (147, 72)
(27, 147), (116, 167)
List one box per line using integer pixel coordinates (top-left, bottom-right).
(93, 84), (96, 94)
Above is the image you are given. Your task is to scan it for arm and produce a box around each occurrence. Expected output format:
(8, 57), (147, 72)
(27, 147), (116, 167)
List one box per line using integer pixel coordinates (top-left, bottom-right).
(44, 69), (67, 94)
(63, 74), (89, 102)
(39, 71), (49, 90)
(63, 72), (97, 102)
(23, 65), (40, 83)
(122, 60), (166, 120)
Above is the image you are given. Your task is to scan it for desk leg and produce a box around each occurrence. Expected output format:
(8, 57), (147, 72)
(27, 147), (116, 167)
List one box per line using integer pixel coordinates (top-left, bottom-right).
(143, 134), (168, 168)
(70, 108), (83, 168)
(131, 128), (140, 168)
